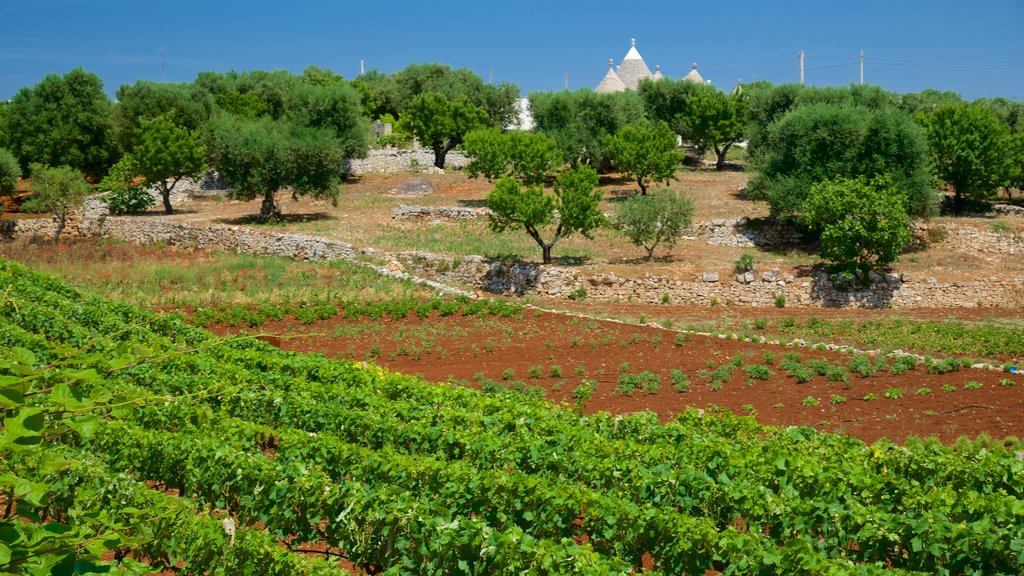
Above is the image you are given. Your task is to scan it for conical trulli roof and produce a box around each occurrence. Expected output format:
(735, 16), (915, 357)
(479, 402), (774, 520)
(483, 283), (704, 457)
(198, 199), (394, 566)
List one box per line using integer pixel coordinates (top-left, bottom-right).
(616, 38), (652, 90)
(595, 58), (626, 93)
(683, 63), (705, 84)
(651, 64), (664, 81)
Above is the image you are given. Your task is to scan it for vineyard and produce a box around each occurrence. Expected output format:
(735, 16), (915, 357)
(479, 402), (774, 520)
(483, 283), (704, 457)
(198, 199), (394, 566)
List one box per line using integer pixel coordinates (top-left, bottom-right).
(2, 257), (1024, 575)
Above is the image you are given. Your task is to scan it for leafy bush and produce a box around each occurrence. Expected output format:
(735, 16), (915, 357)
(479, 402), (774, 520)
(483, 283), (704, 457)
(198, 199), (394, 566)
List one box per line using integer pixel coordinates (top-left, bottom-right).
(734, 252), (755, 273)
(612, 187), (694, 260)
(743, 364), (773, 381)
(616, 371), (661, 395)
(0, 147), (20, 195)
(670, 369), (690, 392)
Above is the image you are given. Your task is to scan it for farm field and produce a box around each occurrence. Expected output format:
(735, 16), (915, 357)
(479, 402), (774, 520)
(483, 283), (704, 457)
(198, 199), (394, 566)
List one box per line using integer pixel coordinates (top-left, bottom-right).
(2, 239), (1021, 446)
(2, 257), (1024, 575)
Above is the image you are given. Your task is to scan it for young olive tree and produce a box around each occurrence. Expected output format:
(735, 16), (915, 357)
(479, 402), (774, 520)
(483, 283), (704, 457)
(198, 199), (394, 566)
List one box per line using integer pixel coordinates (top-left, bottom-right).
(133, 114), (206, 214)
(604, 121), (682, 195)
(486, 166), (604, 264)
(613, 188), (694, 261)
(801, 176), (912, 277)
(21, 164), (91, 241)
(0, 147), (19, 196)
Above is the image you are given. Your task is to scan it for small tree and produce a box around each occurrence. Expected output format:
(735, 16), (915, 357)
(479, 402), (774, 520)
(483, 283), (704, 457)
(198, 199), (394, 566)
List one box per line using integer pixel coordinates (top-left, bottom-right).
(97, 153), (153, 215)
(462, 128), (562, 185)
(133, 114), (206, 214)
(405, 92), (488, 169)
(925, 102), (1015, 214)
(801, 176), (912, 276)
(605, 121), (682, 194)
(0, 147), (19, 196)
(613, 188), (695, 261)
(21, 164), (91, 241)
(486, 166), (604, 264)
(205, 115), (346, 222)
(681, 84), (748, 170)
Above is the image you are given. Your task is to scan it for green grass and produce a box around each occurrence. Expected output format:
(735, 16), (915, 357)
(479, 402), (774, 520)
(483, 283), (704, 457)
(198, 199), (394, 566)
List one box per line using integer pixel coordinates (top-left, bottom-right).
(367, 221), (599, 262)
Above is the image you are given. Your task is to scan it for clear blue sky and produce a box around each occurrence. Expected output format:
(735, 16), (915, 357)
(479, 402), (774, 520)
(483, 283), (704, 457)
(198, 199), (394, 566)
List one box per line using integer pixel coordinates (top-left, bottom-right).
(2, 0), (1022, 101)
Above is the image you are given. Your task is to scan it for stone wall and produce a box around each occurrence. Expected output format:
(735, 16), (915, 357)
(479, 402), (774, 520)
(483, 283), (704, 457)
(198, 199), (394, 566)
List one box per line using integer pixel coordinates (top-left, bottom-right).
(344, 148), (470, 175)
(397, 252), (1024, 309)
(393, 205), (489, 220)
(4, 209), (1023, 310)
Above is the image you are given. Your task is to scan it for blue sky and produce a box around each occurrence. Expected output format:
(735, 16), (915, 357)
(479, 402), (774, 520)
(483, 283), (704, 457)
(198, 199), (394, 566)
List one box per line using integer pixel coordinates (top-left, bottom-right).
(2, 0), (1022, 101)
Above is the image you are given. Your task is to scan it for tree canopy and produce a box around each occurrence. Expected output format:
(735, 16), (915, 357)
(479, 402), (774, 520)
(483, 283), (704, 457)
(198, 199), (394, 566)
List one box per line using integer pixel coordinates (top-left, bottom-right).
(112, 80), (215, 153)
(133, 114), (207, 214)
(528, 89), (645, 169)
(747, 103), (935, 220)
(486, 166), (604, 264)
(639, 79), (746, 170)
(613, 188), (694, 261)
(405, 93), (488, 168)
(204, 114), (347, 221)
(462, 128), (562, 185)
(21, 164), (91, 241)
(604, 120), (682, 194)
(0, 147), (19, 196)
(802, 176), (912, 276)
(4, 68), (116, 178)
(924, 102), (1016, 213)
(392, 63), (519, 128)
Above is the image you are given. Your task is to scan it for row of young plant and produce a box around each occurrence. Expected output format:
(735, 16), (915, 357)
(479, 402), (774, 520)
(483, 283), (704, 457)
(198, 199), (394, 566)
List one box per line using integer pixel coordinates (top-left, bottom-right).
(3, 259), (1023, 574)
(190, 294), (524, 328)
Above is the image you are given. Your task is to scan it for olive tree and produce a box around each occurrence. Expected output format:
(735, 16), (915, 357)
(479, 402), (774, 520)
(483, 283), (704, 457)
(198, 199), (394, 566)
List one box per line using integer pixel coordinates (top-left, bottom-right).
(0, 147), (19, 196)
(802, 176), (912, 276)
(604, 121), (682, 194)
(748, 103), (935, 220)
(405, 93), (488, 169)
(529, 89), (646, 169)
(4, 68), (116, 177)
(133, 114), (206, 214)
(924, 102), (1015, 213)
(486, 166), (604, 264)
(613, 188), (694, 261)
(21, 164), (91, 241)
(204, 115), (346, 222)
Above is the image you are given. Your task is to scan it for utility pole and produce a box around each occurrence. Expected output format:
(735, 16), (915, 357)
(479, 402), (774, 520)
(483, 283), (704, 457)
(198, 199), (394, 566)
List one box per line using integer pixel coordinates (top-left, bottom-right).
(360, 59), (365, 75)
(563, 72), (569, 90)
(859, 50), (864, 85)
(489, 68), (493, 85)
(160, 48), (166, 82)
(798, 49), (804, 85)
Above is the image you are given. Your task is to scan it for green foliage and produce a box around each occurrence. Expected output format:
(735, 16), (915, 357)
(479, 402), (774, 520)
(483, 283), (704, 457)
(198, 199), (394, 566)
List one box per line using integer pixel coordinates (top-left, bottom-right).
(462, 128), (562, 185)
(405, 92), (489, 168)
(774, 294), (787, 309)
(21, 164), (91, 241)
(801, 176), (913, 275)
(734, 252), (754, 273)
(748, 103), (935, 220)
(283, 80), (371, 159)
(204, 114), (346, 221)
(97, 153), (154, 214)
(112, 80), (215, 153)
(612, 187), (694, 260)
(133, 114), (206, 214)
(392, 63), (519, 128)
(885, 387), (904, 399)
(528, 89), (646, 168)
(670, 369), (690, 392)
(801, 396), (819, 407)
(616, 371), (660, 395)
(742, 364), (773, 380)
(604, 121), (682, 194)
(486, 166), (604, 264)
(924, 102), (1016, 213)
(0, 147), (19, 196)
(641, 79), (747, 170)
(4, 68), (116, 177)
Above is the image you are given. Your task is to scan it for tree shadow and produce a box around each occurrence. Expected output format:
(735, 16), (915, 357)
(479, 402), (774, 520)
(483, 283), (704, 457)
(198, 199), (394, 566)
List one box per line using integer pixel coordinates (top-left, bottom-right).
(215, 212), (337, 226)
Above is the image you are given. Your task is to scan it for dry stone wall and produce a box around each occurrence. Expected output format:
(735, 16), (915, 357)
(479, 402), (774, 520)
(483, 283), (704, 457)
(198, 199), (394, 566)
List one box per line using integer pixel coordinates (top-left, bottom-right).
(345, 148), (470, 175)
(4, 207), (1023, 310)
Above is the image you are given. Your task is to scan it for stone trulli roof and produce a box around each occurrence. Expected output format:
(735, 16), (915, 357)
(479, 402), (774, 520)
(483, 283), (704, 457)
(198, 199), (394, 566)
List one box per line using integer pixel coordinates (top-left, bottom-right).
(616, 38), (653, 90)
(651, 64), (664, 81)
(595, 58), (627, 93)
(683, 63), (705, 84)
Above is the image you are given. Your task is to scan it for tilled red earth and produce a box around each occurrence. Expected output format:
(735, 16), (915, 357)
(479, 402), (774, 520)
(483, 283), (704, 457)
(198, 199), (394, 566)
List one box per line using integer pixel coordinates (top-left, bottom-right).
(209, 309), (1024, 446)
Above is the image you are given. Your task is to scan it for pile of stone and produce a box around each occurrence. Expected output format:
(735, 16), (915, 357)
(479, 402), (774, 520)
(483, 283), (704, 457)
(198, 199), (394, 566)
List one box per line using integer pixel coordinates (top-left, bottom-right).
(344, 149), (470, 175)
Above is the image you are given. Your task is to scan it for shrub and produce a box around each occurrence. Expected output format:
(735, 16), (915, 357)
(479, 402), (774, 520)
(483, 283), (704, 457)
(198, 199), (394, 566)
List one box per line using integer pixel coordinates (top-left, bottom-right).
(501, 368), (515, 381)
(802, 396), (819, 407)
(549, 365), (562, 378)
(617, 371), (660, 395)
(734, 252), (755, 273)
(849, 354), (877, 378)
(670, 369), (690, 392)
(567, 286), (588, 301)
(743, 364), (773, 380)
(963, 380), (982, 389)
(0, 147), (20, 196)
(830, 394), (847, 404)
(885, 387), (903, 399)
(674, 332), (691, 347)
(774, 294), (787, 308)
(528, 365), (542, 379)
